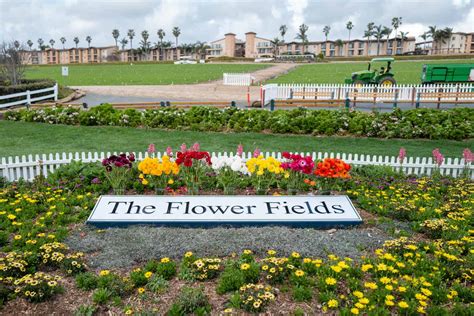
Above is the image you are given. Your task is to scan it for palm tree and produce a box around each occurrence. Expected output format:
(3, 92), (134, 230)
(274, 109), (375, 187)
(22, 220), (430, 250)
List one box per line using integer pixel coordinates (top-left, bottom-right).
(49, 39), (55, 49)
(391, 17), (402, 39)
(37, 38), (44, 50)
(444, 27), (453, 54)
(365, 22), (375, 55)
(157, 29), (165, 60)
(60, 37), (66, 49)
(13, 40), (20, 49)
(172, 27), (181, 48)
(346, 21), (354, 42)
(194, 41), (210, 59)
(73, 37), (79, 48)
(27, 40), (33, 50)
(335, 39), (343, 56)
(420, 32), (428, 50)
(127, 29), (135, 49)
(399, 31), (409, 54)
(140, 30), (150, 56)
(85, 36), (92, 48)
(383, 26), (392, 55)
(279, 25), (287, 42)
(427, 25), (437, 53)
(120, 38), (128, 50)
(373, 25), (384, 55)
(323, 25), (331, 42)
(295, 24), (309, 54)
(112, 29), (120, 47)
(271, 37), (283, 56)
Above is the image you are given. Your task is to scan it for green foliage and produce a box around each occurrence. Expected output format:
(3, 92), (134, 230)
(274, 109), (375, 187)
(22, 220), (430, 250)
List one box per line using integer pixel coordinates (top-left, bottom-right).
(129, 269), (148, 287)
(92, 288), (112, 305)
(75, 272), (98, 291)
(146, 275), (168, 294)
(168, 286), (211, 316)
(216, 267), (245, 294)
(74, 304), (97, 316)
(97, 273), (130, 297)
(292, 285), (313, 302)
(8, 106), (473, 140)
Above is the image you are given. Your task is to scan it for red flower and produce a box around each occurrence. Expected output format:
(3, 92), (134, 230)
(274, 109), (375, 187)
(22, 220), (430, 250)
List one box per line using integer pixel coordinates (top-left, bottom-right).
(314, 158), (351, 178)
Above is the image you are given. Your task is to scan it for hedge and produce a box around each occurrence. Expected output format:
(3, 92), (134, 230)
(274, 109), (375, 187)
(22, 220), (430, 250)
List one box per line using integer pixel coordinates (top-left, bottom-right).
(0, 79), (56, 96)
(4, 105), (474, 140)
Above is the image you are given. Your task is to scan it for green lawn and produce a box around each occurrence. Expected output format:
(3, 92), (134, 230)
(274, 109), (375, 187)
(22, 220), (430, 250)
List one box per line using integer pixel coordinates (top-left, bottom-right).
(0, 121), (471, 158)
(268, 59), (474, 85)
(25, 63), (269, 85)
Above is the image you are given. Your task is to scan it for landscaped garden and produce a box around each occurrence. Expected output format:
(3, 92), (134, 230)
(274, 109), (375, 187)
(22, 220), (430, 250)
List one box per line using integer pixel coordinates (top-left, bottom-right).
(267, 59), (473, 85)
(0, 141), (473, 314)
(25, 63), (269, 85)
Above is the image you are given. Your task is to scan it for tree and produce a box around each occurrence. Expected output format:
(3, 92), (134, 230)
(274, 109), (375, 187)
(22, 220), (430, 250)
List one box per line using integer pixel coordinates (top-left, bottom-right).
(427, 25), (437, 53)
(373, 25), (385, 55)
(112, 29), (120, 47)
(364, 22), (375, 55)
(383, 26), (392, 55)
(60, 37), (66, 49)
(444, 27), (453, 53)
(296, 24), (309, 54)
(73, 37), (79, 48)
(140, 30), (151, 57)
(14, 41), (20, 49)
(391, 17), (402, 40)
(346, 21), (354, 41)
(420, 32), (428, 50)
(27, 40), (33, 50)
(157, 29), (166, 60)
(194, 41), (210, 59)
(85, 36), (92, 48)
(335, 39), (343, 56)
(399, 31), (409, 54)
(120, 38), (128, 50)
(271, 37), (283, 56)
(37, 38), (44, 50)
(127, 29), (135, 49)
(279, 25), (287, 42)
(49, 39), (55, 49)
(323, 25), (331, 42)
(172, 27), (181, 48)
(0, 41), (28, 85)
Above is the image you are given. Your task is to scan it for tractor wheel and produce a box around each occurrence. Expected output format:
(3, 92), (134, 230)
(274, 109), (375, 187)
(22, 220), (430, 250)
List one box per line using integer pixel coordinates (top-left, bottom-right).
(353, 80), (366, 87)
(379, 77), (396, 86)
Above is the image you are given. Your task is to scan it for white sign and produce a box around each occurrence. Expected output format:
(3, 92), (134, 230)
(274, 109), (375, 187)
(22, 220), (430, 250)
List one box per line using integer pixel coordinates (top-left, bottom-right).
(87, 195), (362, 227)
(62, 66), (69, 76)
(469, 69), (474, 81)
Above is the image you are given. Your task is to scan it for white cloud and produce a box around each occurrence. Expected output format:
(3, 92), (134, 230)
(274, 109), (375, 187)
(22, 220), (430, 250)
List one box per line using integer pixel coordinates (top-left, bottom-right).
(286, 0), (309, 31)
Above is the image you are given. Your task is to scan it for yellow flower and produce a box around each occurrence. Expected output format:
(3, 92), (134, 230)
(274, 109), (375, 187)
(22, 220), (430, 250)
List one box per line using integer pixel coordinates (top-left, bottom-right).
(325, 277), (337, 285)
(351, 307), (359, 315)
(364, 282), (378, 290)
(291, 251), (300, 258)
(137, 287), (145, 294)
(328, 299), (338, 308)
(385, 300), (395, 306)
(125, 309), (133, 315)
(359, 297), (369, 305)
(168, 179), (174, 185)
(398, 301), (409, 309)
(267, 250), (276, 256)
(14, 235), (22, 240)
(331, 265), (342, 273)
(241, 263), (250, 270)
(353, 291), (364, 298)
(145, 271), (153, 279)
(243, 249), (253, 255)
(398, 286), (407, 293)
(161, 257), (170, 263)
(142, 179), (149, 185)
(294, 270), (305, 277)
(421, 288), (432, 296)
(99, 270), (110, 276)
(185, 251), (193, 257)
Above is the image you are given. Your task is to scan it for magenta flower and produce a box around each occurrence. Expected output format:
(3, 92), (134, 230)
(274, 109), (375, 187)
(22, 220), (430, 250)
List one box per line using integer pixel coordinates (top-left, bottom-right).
(253, 147), (261, 158)
(180, 143), (187, 153)
(166, 146), (173, 157)
(432, 148), (444, 166)
(191, 142), (200, 151)
(463, 148), (473, 163)
(147, 143), (156, 154)
(237, 144), (243, 157)
(398, 147), (406, 163)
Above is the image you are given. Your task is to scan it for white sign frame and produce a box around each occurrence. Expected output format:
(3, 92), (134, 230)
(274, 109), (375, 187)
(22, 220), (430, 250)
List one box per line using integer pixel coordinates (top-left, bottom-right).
(87, 195), (362, 228)
(61, 66), (69, 76)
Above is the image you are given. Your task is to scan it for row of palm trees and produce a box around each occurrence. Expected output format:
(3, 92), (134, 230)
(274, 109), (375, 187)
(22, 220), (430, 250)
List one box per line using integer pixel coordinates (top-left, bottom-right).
(421, 26), (454, 54)
(112, 28), (182, 51)
(26, 36), (93, 51)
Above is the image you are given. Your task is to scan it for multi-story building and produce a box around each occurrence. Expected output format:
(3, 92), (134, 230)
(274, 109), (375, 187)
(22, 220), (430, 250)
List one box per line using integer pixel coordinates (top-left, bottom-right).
(278, 37), (416, 57)
(20, 46), (118, 65)
(430, 32), (474, 55)
(119, 47), (202, 62)
(206, 32), (272, 59)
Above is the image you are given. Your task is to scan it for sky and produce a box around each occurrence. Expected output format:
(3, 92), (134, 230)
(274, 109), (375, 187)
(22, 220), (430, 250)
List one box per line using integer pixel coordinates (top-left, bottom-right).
(1, 0), (473, 48)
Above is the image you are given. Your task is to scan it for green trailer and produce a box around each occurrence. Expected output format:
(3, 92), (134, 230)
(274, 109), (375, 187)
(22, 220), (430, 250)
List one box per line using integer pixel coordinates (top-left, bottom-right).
(421, 63), (474, 84)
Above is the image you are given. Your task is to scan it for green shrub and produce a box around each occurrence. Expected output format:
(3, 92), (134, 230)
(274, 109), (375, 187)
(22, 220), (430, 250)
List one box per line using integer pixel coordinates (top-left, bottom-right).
(292, 285), (313, 302)
(129, 269), (148, 287)
(97, 272), (130, 297)
(168, 286), (211, 316)
(216, 267), (245, 294)
(92, 288), (112, 305)
(146, 275), (168, 294)
(75, 272), (98, 291)
(74, 304), (97, 316)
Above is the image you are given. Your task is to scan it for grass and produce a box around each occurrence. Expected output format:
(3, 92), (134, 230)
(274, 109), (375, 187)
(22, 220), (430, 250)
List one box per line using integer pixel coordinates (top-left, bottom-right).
(0, 121), (471, 158)
(268, 59), (474, 85)
(25, 63), (269, 86)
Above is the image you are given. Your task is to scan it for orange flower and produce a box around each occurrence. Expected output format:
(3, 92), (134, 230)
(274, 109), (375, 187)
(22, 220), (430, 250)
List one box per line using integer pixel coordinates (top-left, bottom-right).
(314, 158), (351, 179)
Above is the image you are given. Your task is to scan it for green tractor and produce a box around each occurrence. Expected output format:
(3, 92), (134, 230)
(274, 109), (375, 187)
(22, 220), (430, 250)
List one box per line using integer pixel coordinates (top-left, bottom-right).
(345, 57), (397, 86)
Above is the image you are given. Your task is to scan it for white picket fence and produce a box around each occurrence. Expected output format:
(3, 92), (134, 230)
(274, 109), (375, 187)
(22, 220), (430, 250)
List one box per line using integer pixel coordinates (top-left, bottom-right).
(0, 83), (58, 109)
(0, 151), (472, 182)
(262, 83), (474, 105)
(223, 73), (255, 86)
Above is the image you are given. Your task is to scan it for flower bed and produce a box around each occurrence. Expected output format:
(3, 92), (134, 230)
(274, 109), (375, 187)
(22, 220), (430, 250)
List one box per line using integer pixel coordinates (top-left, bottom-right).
(0, 144), (472, 314)
(5, 104), (474, 140)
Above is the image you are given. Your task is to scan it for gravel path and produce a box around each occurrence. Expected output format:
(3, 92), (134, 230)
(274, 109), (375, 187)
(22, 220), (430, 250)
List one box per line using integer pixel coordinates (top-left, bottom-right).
(67, 225), (393, 269)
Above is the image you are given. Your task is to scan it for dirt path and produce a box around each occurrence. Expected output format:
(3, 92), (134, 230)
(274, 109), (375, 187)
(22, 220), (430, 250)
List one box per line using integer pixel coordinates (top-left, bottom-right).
(71, 63), (298, 103)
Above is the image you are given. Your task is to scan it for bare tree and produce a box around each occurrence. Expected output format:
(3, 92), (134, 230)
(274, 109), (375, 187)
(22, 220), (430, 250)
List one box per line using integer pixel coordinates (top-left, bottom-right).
(0, 42), (28, 85)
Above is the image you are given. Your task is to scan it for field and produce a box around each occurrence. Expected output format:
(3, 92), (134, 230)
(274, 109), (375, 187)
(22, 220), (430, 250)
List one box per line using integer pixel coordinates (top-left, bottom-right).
(268, 59), (474, 85)
(0, 121), (471, 158)
(25, 63), (269, 85)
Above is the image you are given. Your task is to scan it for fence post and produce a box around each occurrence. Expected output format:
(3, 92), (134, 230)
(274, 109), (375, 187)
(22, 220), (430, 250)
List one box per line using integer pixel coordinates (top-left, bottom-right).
(415, 92), (421, 108)
(454, 85), (459, 107)
(437, 87), (442, 109)
(270, 99), (275, 111)
(345, 96), (350, 109)
(411, 86), (416, 107)
(289, 89), (294, 99)
(166, 101), (171, 107)
(160, 101), (165, 107)
(393, 89), (399, 109)
(230, 101), (236, 107)
(26, 90), (31, 109)
(54, 83), (58, 101)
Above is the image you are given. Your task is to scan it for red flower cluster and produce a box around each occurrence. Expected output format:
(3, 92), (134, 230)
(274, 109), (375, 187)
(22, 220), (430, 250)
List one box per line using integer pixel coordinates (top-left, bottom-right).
(175, 151), (211, 167)
(281, 152), (315, 174)
(102, 153), (135, 171)
(314, 158), (351, 178)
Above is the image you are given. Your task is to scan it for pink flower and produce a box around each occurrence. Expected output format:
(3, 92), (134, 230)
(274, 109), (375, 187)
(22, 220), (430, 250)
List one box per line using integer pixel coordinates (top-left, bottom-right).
(191, 142), (200, 151)
(463, 148), (473, 163)
(253, 147), (261, 158)
(432, 148), (444, 166)
(166, 146), (173, 157)
(180, 143), (187, 153)
(147, 143), (156, 154)
(237, 144), (243, 157)
(398, 147), (406, 163)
